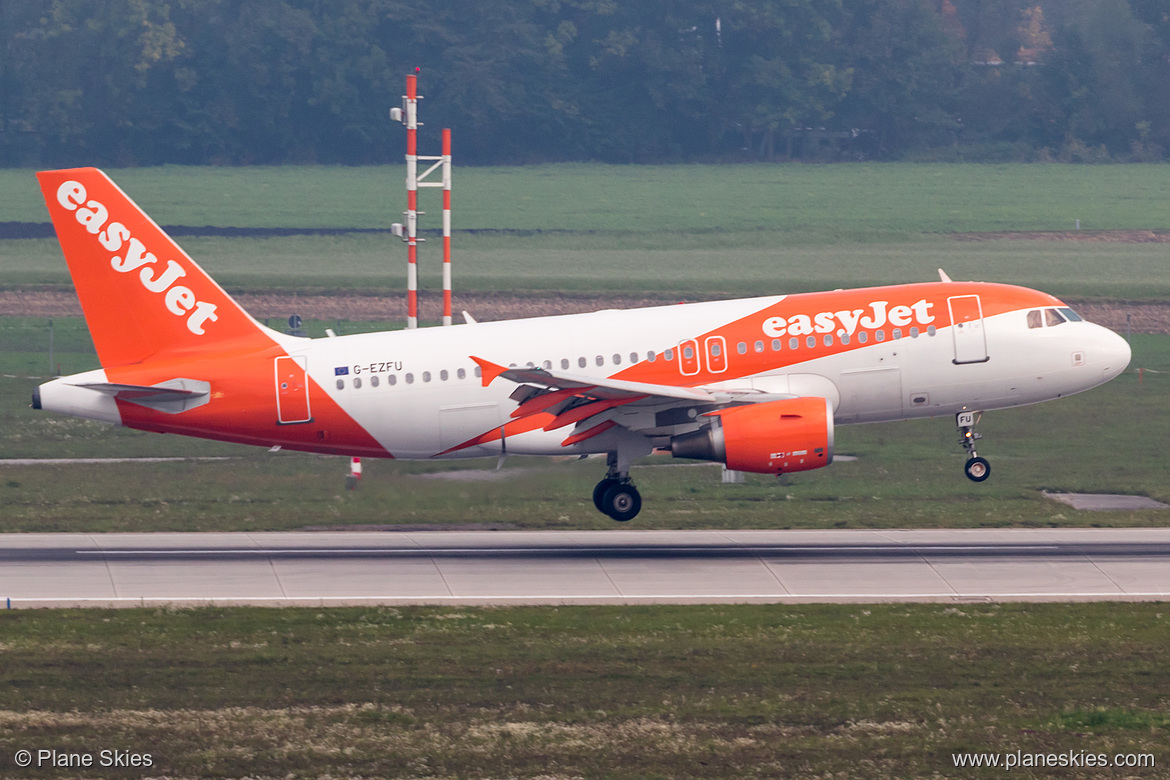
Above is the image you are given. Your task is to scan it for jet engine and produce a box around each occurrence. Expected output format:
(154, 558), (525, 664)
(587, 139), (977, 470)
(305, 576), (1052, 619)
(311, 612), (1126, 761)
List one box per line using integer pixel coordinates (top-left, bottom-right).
(670, 396), (834, 474)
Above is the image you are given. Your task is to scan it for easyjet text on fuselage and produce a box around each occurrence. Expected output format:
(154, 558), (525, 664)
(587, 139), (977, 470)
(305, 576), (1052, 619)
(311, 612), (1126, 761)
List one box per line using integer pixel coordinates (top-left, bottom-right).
(762, 299), (936, 339)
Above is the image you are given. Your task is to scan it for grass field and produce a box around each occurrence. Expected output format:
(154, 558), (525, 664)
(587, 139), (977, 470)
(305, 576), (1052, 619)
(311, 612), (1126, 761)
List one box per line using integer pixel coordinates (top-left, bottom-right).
(0, 603), (1167, 778)
(1, 317), (1165, 532)
(5, 163), (1170, 232)
(3, 163), (1170, 298)
(0, 163), (1166, 530)
(1, 164), (1168, 780)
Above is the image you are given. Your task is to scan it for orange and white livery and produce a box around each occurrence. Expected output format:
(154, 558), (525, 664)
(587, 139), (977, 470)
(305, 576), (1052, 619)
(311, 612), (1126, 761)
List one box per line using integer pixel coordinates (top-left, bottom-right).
(34, 168), (1132, 520)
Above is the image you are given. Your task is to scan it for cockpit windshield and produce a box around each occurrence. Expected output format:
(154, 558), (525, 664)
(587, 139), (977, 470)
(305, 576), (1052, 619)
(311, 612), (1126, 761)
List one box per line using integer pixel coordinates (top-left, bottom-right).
(1027, 307), (1084, 329)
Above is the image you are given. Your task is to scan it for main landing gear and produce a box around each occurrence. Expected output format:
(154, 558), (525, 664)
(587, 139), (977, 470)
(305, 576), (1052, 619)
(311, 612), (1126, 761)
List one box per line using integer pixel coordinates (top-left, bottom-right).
(593, 452), (642, 522)
(957, 411), (990, 482)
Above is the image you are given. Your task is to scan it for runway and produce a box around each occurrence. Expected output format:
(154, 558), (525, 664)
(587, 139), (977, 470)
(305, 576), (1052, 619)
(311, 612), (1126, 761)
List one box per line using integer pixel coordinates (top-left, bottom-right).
(4, 528), (1170, 607)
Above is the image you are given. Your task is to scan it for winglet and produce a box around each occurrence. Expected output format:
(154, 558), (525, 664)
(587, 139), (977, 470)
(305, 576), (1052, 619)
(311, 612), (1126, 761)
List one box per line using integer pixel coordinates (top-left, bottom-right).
(471, 356), (508, 388)
(938, 268), (953, 283)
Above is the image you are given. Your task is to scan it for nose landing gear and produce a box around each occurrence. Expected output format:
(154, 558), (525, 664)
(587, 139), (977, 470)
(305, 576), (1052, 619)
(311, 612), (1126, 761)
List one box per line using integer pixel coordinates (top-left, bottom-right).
(957, 411), (990, 482)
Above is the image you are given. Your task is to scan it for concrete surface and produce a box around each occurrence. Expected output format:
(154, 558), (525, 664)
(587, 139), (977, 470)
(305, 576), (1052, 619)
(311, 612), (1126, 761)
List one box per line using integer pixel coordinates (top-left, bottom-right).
(4, 528), (1170, 607)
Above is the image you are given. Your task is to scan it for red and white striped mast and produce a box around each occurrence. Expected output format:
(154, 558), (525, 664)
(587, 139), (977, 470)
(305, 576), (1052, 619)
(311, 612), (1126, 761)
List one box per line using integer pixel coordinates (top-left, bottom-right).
(440, 128), (452, 326)
(391, 70), (452, 328)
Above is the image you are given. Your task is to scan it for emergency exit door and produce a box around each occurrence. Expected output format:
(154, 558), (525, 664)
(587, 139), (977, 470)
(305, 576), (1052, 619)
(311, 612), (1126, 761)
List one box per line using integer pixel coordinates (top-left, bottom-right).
(275, 356), (312, 424)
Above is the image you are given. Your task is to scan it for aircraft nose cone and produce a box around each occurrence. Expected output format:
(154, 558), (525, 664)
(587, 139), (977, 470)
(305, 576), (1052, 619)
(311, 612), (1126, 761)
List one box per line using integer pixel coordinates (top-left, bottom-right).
(1096, 325), (1131, 382)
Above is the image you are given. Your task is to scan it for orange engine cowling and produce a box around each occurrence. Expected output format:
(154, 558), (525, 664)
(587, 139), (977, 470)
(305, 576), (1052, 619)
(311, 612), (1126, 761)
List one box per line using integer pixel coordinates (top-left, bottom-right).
(670, 397), (834, 474)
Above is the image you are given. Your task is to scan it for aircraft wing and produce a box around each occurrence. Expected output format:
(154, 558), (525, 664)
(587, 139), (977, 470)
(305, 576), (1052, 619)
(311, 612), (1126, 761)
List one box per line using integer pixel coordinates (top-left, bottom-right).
(470, 356), (793, 446)
(472, 356), (716, 403)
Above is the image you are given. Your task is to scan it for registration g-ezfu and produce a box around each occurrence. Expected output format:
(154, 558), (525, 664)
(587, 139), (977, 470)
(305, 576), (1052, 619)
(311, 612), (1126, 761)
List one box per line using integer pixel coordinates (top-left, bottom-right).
(352, 361), (404, 375)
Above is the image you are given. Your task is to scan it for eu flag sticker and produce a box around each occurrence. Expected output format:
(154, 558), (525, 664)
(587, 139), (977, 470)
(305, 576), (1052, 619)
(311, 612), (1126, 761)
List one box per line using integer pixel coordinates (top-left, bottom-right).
(334, 366), (350, 376)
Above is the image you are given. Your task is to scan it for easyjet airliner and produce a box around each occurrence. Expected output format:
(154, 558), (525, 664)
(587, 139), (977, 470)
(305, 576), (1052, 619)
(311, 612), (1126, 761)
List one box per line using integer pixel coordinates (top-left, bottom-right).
(33, 168), (1131, 521)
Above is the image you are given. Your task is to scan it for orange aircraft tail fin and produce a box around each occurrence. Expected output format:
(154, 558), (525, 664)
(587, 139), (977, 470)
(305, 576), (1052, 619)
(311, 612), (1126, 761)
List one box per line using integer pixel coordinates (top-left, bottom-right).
(37, 168), (273, 367)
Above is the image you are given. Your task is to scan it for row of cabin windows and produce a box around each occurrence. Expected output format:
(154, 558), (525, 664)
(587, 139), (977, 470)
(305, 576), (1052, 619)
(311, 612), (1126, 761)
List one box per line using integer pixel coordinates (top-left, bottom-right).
(337, 365), (481, 390)
(334, 325), (943, 390)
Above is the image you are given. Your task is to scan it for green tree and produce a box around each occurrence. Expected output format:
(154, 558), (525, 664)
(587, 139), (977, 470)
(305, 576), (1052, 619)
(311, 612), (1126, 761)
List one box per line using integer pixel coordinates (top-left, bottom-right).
(712, 0), (851, 159)
(1034, 0), (1160, 157)
(836, 0), (963, 157)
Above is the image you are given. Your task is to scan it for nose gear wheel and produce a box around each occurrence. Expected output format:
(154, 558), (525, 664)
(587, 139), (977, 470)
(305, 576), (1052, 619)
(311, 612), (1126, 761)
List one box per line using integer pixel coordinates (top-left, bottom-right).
(956, 411), (990, 482)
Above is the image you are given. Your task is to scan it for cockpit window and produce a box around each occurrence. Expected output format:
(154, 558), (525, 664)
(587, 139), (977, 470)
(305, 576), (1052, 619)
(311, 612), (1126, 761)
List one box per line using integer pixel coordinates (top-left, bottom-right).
(1059, 307), (1084, 322)
(1026, 310), (1043, 329)
(1045, 308), (1066, 327)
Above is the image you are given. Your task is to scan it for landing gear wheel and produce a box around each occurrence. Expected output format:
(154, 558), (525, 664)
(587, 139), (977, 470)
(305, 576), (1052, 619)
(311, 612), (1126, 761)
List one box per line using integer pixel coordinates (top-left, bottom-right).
(956, 412), (990, 483)
(964, 456), (990, 482)
(600, 482), (642, 522)
(593, 478), (618, 513)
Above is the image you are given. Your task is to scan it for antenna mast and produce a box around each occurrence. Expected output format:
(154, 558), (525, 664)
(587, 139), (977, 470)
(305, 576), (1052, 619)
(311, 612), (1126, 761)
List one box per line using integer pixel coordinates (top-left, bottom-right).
(391, 71), (453, 328)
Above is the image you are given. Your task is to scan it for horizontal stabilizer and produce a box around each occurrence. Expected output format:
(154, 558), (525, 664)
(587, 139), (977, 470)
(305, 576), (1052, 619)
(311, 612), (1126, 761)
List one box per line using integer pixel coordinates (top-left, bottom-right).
(70, 378), (210, 414)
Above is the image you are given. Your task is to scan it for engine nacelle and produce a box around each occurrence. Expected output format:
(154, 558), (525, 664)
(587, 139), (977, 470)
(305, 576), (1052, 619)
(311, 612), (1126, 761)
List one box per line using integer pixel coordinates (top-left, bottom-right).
(670, 397), (834, 474)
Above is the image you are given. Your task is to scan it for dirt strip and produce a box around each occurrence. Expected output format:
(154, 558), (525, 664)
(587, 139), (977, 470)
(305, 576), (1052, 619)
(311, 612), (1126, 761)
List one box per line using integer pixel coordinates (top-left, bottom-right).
(1, 290), (1167, 334)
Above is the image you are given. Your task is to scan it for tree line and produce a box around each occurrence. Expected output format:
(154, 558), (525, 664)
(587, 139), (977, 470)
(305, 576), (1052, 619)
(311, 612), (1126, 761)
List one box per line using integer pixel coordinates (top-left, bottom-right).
(2, 0), (1167, 166)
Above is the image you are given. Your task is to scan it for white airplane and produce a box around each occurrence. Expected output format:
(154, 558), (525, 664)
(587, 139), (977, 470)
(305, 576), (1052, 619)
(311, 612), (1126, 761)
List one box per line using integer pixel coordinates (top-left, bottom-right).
(34, 168), (1132, 521)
